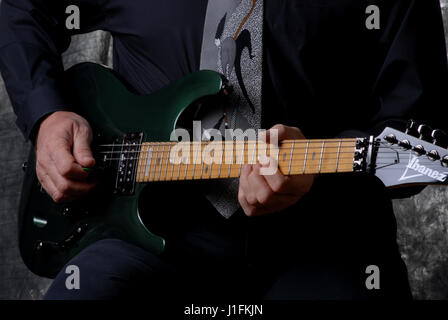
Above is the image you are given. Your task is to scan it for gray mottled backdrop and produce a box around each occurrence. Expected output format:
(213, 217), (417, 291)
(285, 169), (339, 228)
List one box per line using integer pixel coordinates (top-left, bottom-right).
(1, 1), (448, 300)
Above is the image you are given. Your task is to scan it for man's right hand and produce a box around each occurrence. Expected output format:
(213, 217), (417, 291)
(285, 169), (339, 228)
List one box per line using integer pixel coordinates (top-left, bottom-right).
(35, 111), (98, 203)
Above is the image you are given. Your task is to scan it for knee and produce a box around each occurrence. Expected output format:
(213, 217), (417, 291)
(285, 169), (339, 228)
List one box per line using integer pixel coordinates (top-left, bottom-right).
(44, 238), (174, 300)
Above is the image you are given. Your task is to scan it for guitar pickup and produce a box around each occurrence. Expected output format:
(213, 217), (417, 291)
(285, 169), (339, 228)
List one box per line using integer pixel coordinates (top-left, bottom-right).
(114, 132), (143, 195)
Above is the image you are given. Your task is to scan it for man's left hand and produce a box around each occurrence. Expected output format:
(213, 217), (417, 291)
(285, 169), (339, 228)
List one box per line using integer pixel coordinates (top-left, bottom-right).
(238, 124), (315, 217)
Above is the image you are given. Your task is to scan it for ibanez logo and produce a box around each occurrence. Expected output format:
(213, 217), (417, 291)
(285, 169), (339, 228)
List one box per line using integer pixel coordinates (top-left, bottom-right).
(399, 155), (448, 182)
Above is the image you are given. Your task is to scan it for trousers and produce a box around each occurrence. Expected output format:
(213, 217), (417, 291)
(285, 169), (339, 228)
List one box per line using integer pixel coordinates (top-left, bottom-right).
(44, 174), (413, 300)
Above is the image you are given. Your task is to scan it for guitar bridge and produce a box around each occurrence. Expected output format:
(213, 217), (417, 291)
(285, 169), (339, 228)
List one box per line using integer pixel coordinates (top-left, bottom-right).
(114, 132), (143, 195)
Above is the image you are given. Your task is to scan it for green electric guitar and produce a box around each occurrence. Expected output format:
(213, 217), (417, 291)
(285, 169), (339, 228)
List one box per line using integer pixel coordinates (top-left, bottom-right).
(18, 62), (448, 278)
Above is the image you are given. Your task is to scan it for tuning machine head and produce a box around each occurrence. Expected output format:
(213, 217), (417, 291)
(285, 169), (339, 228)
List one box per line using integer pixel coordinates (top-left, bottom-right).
(384, 134), (398, 144)
(431, 129), (448, 148)
(406, 119), (419, 137)
(441, 155), (448, 167)
(417, 124), (433, 142)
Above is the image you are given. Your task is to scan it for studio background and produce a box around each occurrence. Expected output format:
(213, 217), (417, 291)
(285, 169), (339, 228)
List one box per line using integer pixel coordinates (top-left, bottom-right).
(1, 1), (448, 299)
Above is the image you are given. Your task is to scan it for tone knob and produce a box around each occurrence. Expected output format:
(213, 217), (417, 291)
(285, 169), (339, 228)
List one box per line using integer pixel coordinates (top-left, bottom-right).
(417, 124), (432, 142)
(431, 129), (448, 148)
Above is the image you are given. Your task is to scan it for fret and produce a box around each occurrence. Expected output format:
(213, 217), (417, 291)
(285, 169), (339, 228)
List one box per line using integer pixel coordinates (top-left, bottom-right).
(238, 141), (245, 176)
(158, 149), (164, 181)
(142, 144), (148, 182)
(143, 143), (151, 181)
(191, 142), (200, 180)
(214, 142), (222, 179)
(288, 140), (295, 175)
(144, 145), (153, 181)
(318, 140), (325, 173)
(218, 142), (224, 178)
(182, 145), (191, 180)
(322, 140), (339, 173)
(250, 140), (257, 165)
(170, 144), (176, 180)
(205, 141), (214, 179)
(176, 144), (182, 180)
(163, 144), (170, 180)
(202, 144), (210, 180)
(302, 141), (309, 174)
(336, 139), (342, 173)
(227, 141), (233, 178)
(200, 143), (205, 180)
(151, 144), (159, 181)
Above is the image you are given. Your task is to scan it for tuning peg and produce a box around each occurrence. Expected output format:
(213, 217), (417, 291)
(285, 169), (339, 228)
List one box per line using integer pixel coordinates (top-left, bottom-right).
(384, 134), (398, 144)
(441, 155), (448, 167)
(406, 119), (419, 137)
(417, 124), (433, 141)
(431, 129), (448, 148)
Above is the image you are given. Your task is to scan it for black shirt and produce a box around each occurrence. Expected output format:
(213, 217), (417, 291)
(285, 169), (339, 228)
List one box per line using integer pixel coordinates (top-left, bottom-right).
(0, 0), (447, 141)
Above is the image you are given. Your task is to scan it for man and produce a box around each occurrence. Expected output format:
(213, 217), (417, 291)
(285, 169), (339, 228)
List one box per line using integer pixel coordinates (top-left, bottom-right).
(1, 0), (447, 300)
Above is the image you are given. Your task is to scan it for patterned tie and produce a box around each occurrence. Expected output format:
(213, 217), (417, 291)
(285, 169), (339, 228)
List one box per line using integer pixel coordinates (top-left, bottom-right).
(199, 0), (263, 218)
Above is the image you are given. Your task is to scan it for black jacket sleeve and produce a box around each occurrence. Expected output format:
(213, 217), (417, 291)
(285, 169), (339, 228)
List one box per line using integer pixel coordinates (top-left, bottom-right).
(339, 0), (448, 138)
(0, 0), (108, 141)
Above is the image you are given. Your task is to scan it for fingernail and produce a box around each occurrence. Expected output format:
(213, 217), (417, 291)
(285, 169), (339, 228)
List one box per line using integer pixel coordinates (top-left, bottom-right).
(259, 155), (270, 166)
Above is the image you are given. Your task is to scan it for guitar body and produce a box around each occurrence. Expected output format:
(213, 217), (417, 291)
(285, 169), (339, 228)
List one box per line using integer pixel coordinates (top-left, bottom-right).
(18, 63), (224, 278)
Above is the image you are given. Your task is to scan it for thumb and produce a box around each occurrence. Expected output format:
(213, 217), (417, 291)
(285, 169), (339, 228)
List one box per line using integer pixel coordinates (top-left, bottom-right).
(73, 126), (95, 168)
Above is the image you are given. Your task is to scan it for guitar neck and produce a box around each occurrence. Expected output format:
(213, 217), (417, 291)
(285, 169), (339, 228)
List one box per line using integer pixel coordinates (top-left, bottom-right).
(134, 138), (357, 182)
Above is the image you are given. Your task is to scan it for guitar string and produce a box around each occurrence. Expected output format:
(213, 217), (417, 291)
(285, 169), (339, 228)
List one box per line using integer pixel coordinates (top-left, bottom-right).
(134, 152), (448, 180)
(96, 139), (443, 147)
(103, 142), (448, 180)
(98, 150), (445, 162)
(97, 150), (437, 163)
(133, 166), (448, 182)
(93, 140), (447, 179)
(97, 141), (442, 152)
(97, 141), (444, 158)
(122, 153), (448, 182)
(97, 146), (411, 155)
(97, 139), (358, 146)
(131, 161), (448, 180)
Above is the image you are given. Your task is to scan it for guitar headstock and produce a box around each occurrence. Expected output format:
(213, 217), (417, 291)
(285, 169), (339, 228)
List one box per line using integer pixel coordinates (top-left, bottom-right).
(372, 120), (448, 188)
